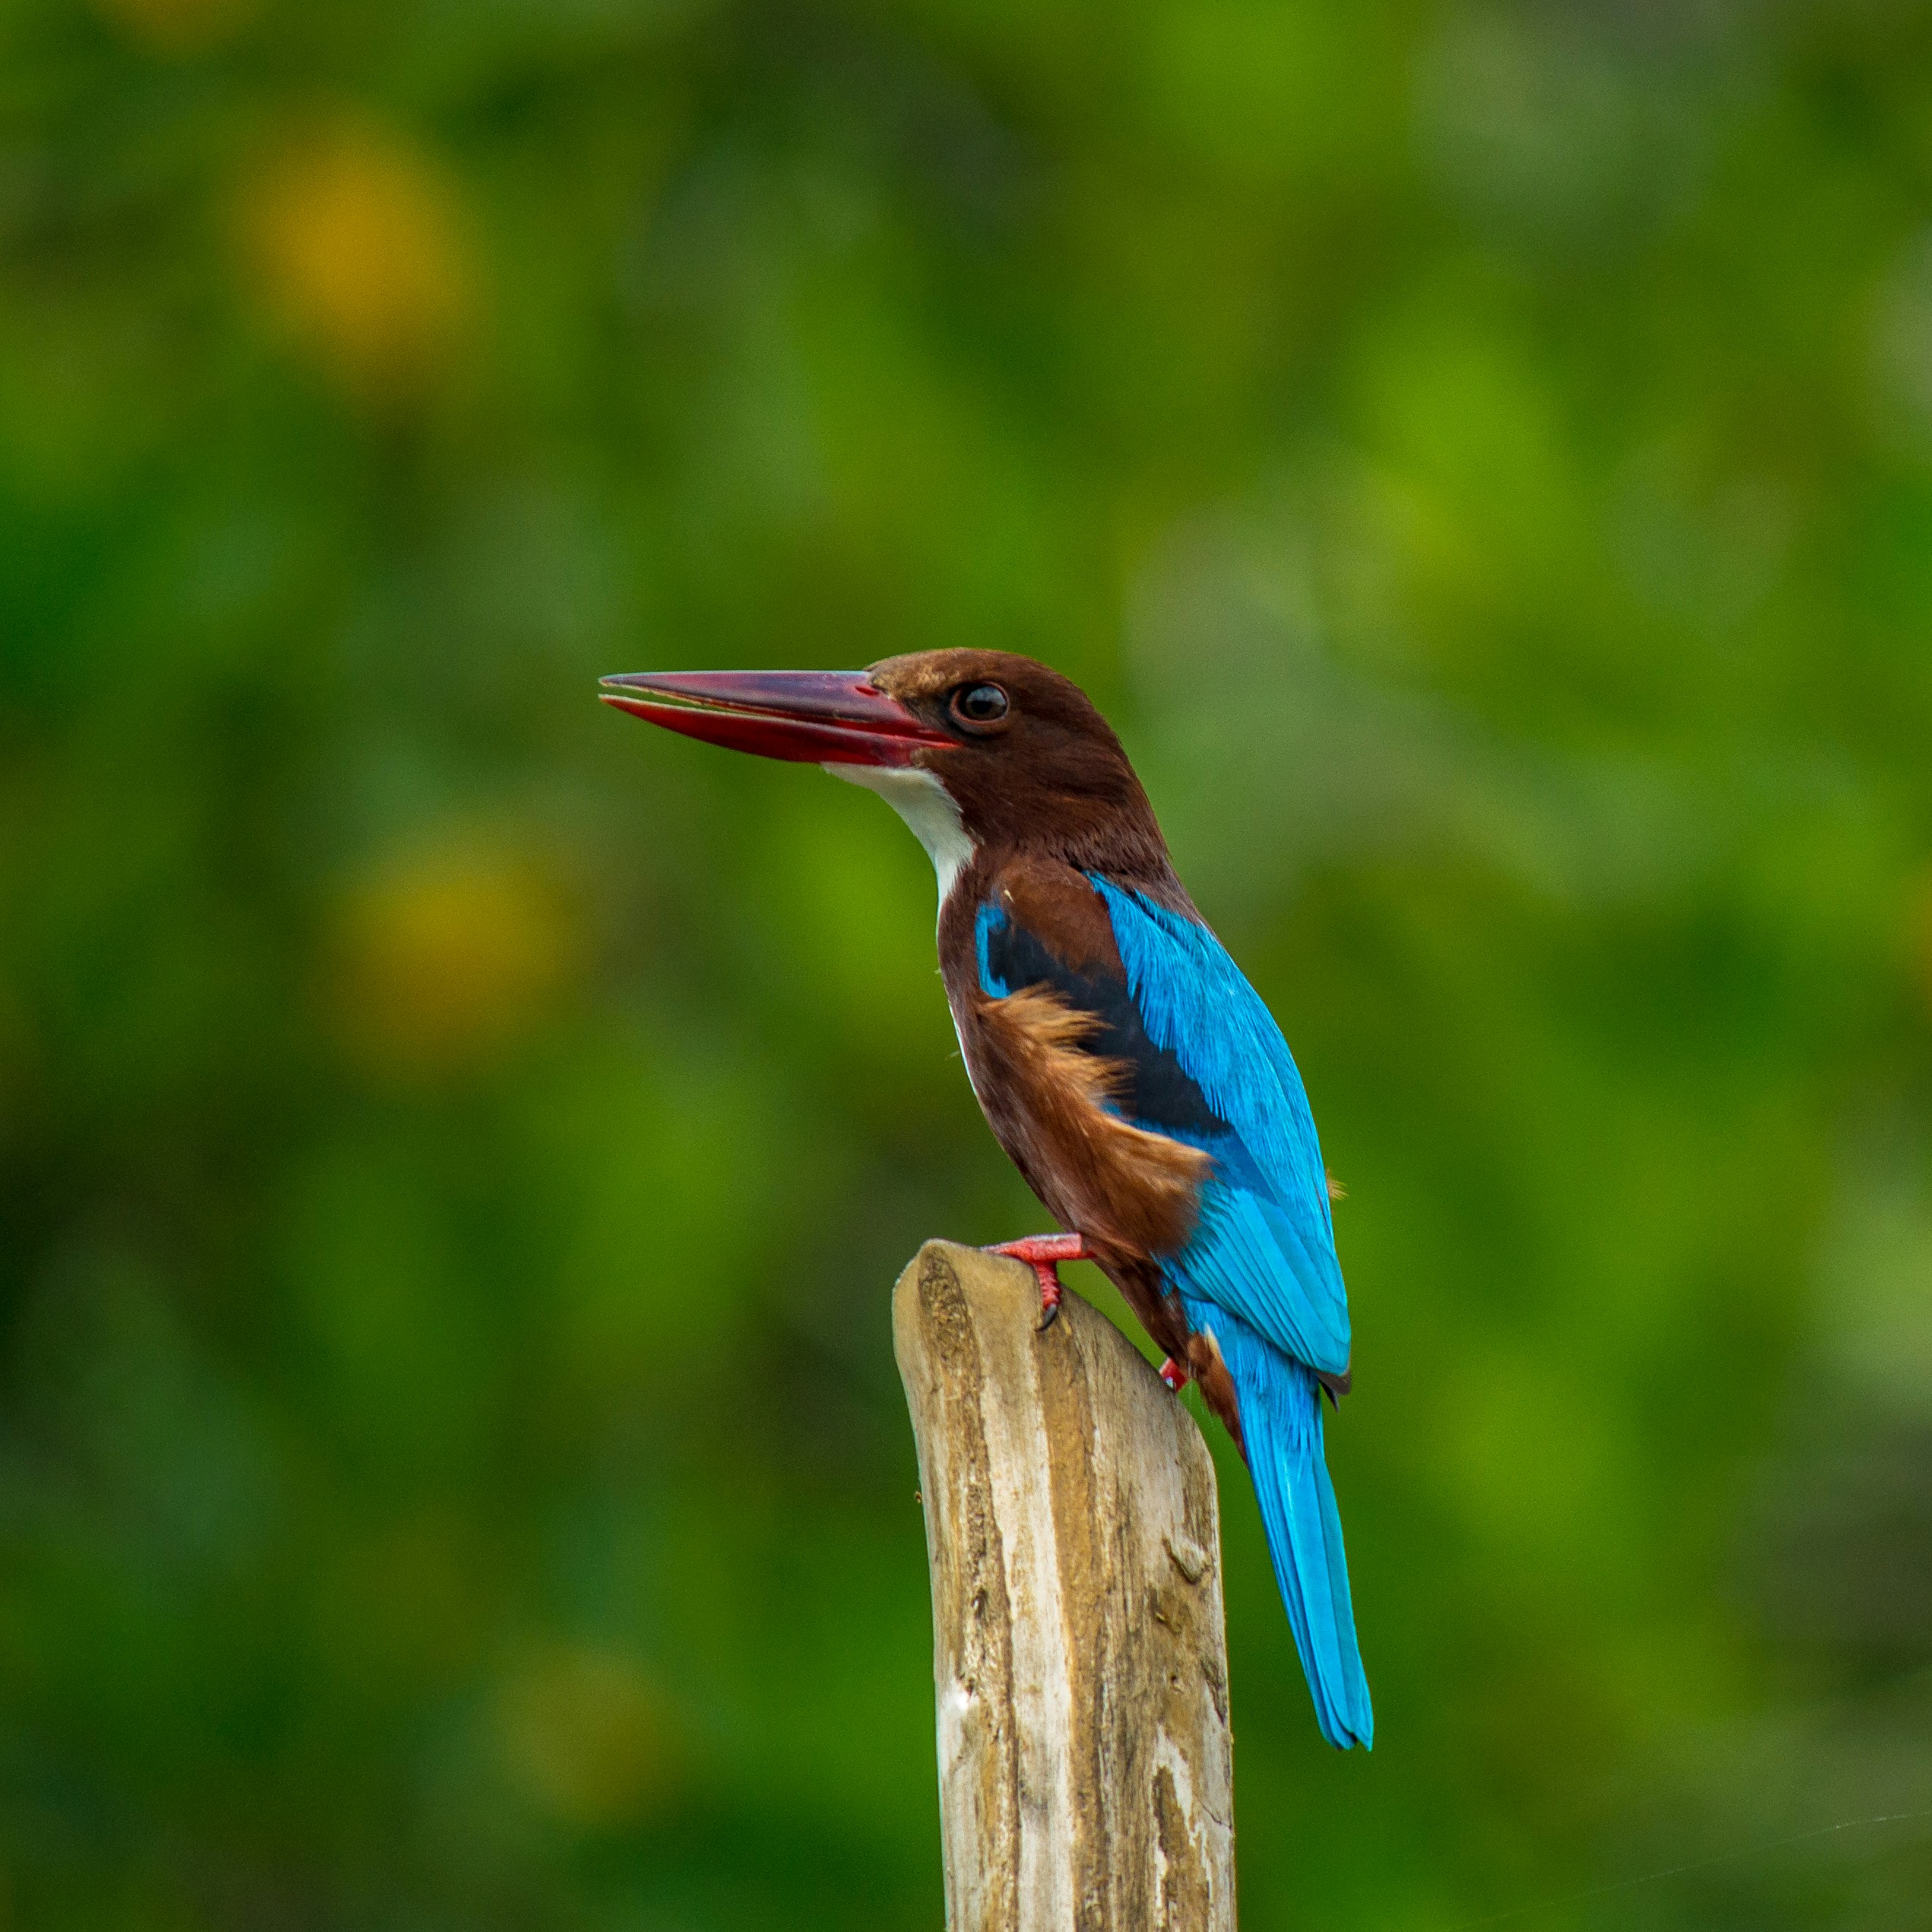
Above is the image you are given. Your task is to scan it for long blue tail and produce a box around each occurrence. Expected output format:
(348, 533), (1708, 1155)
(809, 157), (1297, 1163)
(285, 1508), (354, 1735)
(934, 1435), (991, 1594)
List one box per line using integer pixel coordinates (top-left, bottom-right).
(1187, 1299), (1373, 1749)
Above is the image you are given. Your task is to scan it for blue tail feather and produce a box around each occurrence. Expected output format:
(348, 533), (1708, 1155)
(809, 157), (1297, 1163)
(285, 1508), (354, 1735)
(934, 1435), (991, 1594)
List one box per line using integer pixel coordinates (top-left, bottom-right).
(1186, 1297), (1373, 1750)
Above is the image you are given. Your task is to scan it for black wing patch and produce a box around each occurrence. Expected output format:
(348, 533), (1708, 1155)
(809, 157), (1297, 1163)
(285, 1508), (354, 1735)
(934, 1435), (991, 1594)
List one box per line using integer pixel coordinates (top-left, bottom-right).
(976, 898), (1227, 1139)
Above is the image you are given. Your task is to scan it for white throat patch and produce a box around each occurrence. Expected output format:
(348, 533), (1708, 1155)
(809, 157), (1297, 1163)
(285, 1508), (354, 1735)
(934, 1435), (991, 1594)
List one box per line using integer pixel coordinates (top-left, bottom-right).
(826, 763), (974, 915)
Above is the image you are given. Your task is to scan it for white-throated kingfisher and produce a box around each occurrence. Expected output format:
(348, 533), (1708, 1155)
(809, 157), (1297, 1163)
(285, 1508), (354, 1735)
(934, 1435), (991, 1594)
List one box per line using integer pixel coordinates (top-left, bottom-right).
(602, 651), (1372, 1749)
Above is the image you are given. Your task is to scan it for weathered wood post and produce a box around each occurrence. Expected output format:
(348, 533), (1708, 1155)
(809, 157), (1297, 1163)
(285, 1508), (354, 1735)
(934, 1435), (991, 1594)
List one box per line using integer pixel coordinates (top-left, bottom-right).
(893, 1240), (1237, 1931)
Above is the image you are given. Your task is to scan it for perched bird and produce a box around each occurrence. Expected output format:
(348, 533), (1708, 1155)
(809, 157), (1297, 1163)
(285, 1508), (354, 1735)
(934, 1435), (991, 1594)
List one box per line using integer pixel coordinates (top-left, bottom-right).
(602, 651), (1372, 1749)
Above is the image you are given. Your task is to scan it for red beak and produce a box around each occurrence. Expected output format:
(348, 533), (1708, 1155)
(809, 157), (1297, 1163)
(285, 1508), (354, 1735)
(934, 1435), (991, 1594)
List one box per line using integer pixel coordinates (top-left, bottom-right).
(599, 670), (949, 766)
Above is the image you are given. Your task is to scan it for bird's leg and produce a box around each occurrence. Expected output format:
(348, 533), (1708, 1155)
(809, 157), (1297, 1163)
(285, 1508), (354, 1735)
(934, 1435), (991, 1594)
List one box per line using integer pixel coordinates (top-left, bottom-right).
(1159, 1356), (1190, 1392)
(984, 1232), (1093, 1332)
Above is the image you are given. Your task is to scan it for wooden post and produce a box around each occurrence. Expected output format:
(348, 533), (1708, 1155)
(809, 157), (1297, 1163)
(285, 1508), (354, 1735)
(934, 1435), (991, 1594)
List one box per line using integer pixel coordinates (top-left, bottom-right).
(893, 1240), (1236, 1932)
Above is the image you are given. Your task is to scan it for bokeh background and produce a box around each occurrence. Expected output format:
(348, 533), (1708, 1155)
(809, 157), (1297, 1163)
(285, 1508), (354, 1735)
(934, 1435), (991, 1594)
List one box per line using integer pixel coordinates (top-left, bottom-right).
(7, 0), (1932, 1925)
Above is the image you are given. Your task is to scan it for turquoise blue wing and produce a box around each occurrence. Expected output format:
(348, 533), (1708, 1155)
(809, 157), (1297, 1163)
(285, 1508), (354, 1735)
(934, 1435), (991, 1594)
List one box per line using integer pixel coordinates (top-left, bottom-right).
(974, 873), (1349, 1378)
(1086, 878), (1350, 1379)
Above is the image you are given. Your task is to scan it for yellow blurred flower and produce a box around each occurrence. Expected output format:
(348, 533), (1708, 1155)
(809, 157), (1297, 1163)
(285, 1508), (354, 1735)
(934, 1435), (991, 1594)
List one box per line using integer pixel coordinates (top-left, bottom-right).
(237, 118), (476, 400)
(92, 0), (255, 53)
(494, 1644), (681, 1829)
(327, 843), (576, 1081)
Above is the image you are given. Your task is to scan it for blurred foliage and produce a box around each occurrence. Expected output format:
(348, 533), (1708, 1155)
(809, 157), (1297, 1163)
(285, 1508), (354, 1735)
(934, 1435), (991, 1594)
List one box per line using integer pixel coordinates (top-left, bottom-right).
(6, 0), (1932, 1925)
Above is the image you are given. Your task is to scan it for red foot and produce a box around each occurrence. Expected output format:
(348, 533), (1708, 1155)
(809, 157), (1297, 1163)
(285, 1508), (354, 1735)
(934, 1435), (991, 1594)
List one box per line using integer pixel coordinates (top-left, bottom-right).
(985, 1234), (1094, 1332)
(1159, 1356), (1189, 1392)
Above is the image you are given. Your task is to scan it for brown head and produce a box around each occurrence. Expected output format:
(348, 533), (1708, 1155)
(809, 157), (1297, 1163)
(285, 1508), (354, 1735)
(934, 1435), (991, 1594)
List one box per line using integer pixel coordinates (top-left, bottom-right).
(600, 649), (1181, 896)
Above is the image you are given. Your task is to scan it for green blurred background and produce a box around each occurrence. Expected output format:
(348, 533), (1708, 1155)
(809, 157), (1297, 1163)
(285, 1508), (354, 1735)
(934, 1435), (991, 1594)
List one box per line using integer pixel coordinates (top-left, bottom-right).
(7, 0), (1932, 1925)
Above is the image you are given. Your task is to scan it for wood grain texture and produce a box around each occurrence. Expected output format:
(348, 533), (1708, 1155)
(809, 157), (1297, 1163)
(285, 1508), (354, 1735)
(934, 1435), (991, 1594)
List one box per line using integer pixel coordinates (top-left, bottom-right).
(893, 1240), (1236, 1932)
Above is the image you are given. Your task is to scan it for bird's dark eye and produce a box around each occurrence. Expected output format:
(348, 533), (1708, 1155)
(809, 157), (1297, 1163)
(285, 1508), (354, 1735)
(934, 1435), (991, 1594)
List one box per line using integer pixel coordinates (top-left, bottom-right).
(950, 683), (1010, 729)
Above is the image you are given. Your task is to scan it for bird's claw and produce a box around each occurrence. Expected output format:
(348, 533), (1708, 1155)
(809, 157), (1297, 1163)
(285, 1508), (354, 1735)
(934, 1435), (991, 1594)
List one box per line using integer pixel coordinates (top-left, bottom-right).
(1034, 1265), (1063, 1332)
(1158, 1356), (1188, 1392)
(985, 1234), (1089, 1332)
